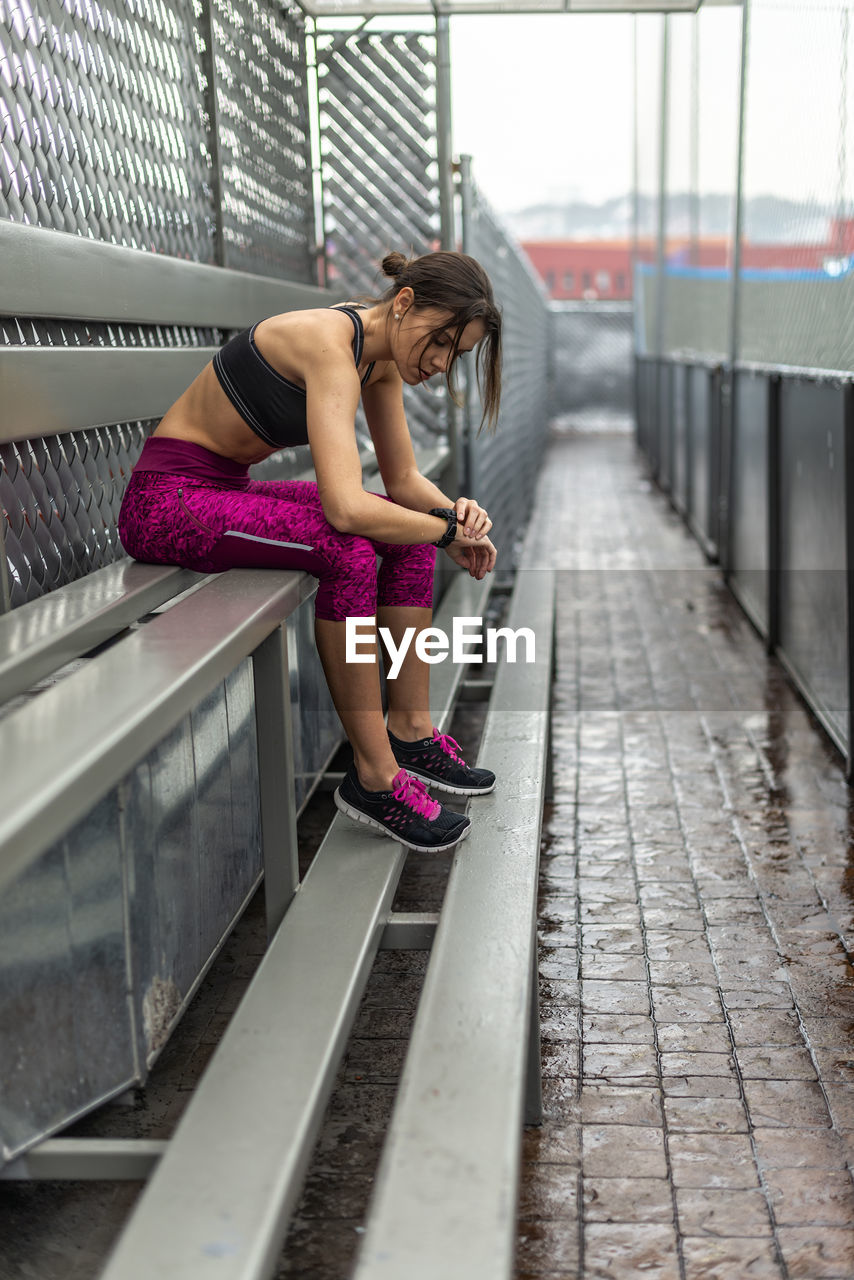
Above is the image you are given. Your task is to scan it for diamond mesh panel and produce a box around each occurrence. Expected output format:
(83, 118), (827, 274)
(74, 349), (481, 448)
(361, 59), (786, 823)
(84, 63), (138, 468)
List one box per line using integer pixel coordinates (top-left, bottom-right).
(1, 423), (151, 609)
(316, 29), (444, 445)
(0, 0), (315, 275)
(213, 0), (315, 280)
(464, 182), (551, 567)
(0, 316), (222, 608)
(0, 0), (215, 257)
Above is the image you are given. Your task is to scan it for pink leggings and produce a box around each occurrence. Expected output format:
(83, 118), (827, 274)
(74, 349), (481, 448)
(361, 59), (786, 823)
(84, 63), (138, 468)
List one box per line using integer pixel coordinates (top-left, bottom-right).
(118, 470), (436, 622)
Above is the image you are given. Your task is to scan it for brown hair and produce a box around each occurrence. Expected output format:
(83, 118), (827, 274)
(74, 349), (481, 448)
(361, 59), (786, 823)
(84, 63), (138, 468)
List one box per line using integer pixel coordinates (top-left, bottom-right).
(378, 250), (502, 432)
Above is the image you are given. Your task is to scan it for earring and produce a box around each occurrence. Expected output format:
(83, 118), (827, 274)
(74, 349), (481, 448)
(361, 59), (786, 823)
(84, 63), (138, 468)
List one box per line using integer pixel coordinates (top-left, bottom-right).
(394, 312), (400, 320)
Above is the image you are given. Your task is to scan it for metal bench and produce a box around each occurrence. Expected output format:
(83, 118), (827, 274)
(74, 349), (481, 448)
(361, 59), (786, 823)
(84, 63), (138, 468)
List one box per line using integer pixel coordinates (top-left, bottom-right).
(88, 568), (493, 1279)
(354, 562), (555, 1280)
(84, 559), (553, 1280)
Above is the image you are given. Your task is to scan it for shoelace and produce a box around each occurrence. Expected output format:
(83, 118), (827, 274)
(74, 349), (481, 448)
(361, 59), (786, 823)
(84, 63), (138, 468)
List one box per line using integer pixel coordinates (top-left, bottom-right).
(392, 769), (441, 820)
(432, 729), (466, 765)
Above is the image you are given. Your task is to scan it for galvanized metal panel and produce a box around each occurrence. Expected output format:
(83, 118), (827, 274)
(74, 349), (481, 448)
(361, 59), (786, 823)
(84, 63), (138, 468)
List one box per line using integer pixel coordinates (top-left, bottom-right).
(124, 720), (202, 1071)
(62, 794), (137, 1103)
(777, 379), (848, 752)
(0, 794), (136, 1163)
(729, 369), (769, 635)
(193, 683), (258, 956)
(0, 844), (78, 1161)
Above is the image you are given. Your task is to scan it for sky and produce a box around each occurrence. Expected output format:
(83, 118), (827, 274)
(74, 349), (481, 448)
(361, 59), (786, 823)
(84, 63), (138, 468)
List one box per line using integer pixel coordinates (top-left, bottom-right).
(448, 8), (853, 220)
(449, 15), (635, 214)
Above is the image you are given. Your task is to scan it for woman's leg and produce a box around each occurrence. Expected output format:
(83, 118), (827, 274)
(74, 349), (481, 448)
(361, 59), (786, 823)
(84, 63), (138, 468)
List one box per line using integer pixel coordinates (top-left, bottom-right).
(314, 618), (401, 791)
(377, 605), (435, 741)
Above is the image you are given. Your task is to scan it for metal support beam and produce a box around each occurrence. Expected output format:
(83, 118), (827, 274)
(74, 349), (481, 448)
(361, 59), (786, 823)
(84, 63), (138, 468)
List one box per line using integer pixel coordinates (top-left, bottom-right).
(380, 913), (439, 950)
(199, 0), (227, 267)
(253, 624), (301, 939)
(0, 1139), (167, 1181)
(722, 0), (750, 576)
(435, 16), (455, 252)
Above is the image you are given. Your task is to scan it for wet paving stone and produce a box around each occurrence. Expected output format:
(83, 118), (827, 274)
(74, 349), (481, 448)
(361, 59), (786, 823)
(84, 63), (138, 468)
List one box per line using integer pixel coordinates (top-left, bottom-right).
(680, 1237), (785, 1280)
(668, 1133), (762, 1188)
(582, 1223), (681, 1279)
(582, 1176), (673, 1223)
(776, 1228), (854, 1278)
(764, 1167), (854, 1226)
(675, 1187), (774, 1237)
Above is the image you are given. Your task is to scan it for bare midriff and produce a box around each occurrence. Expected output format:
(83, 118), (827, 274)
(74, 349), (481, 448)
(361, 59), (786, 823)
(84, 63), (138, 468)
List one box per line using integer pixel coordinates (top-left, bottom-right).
(153, 363), (275, 466)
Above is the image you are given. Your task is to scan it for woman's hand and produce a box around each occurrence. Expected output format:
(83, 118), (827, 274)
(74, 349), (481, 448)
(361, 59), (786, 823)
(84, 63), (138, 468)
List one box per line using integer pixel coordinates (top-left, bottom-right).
(444, 533), (497, 580)
(454, 497), (492, 540)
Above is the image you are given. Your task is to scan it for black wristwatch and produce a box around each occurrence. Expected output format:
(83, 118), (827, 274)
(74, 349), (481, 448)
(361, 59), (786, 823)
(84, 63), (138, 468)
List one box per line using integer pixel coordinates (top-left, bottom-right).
(429, 507), (458, 549)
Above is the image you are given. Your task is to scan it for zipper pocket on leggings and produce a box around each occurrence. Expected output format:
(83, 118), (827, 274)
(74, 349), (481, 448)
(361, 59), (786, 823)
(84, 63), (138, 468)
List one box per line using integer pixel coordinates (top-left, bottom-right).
(177, 487), (217, 537)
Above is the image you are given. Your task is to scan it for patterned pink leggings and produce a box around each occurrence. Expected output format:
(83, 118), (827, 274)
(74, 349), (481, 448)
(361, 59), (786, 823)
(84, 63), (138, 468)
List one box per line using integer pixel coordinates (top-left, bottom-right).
(118, 470), (437, 622)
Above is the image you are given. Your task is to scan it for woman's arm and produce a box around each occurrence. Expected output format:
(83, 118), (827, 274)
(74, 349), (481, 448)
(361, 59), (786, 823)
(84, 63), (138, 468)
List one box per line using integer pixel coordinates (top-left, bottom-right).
(361, 369), (493, 540)
(304, 343), (460, 546)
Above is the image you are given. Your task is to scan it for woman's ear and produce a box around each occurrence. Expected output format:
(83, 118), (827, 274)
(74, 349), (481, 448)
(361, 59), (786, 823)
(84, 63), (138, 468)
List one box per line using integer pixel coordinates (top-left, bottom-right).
(395, 286), (415, 317)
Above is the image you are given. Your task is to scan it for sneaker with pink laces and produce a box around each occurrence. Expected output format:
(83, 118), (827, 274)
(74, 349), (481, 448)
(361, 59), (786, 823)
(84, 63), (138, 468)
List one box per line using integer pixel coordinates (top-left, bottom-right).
(334, 766), (471, 852)
(388, 728), (496, 796)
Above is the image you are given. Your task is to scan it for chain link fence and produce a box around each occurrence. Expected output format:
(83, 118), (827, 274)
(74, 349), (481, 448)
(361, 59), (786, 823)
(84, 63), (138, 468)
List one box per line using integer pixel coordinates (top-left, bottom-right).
(315, 27), (445, 450)
(736, 0), (854, 371)
(550, 302), (634, 433)
(461, 176), (551, 564)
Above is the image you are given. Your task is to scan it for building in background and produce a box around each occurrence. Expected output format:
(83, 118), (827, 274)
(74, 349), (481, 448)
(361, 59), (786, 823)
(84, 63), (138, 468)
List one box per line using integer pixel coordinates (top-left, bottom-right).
(522, 218), (854, 302)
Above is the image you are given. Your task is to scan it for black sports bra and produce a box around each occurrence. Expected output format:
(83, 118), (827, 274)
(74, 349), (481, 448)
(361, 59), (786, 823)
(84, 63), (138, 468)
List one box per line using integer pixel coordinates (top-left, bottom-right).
(211, 305), (375, 450)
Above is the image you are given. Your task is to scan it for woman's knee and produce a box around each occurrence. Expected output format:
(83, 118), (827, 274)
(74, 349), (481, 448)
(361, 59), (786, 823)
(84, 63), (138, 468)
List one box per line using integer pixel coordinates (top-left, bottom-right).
(314, 531), (379, 621)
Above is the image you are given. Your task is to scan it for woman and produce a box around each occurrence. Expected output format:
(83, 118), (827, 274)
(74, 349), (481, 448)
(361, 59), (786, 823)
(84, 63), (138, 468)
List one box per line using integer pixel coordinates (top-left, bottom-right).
(119, 250), (502, 853)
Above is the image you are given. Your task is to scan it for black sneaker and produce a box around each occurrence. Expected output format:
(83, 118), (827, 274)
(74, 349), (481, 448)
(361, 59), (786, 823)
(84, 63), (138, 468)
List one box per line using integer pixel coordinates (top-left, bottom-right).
(388, 728), (496, 796)
(334, 766), (471, 853)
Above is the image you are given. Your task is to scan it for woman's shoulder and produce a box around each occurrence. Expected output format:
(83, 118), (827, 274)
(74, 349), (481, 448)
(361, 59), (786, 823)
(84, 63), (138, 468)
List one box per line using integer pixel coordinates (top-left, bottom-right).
(256, 307), (359, 357)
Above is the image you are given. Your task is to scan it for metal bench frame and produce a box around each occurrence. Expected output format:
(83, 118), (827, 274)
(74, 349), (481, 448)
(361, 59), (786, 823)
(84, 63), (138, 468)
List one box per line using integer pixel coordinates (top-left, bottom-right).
(1, 228), (555, 1279)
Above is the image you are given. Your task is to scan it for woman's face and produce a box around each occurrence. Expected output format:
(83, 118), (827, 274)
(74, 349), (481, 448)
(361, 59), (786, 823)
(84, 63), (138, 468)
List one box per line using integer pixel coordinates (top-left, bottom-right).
(393, 305), (486, 386)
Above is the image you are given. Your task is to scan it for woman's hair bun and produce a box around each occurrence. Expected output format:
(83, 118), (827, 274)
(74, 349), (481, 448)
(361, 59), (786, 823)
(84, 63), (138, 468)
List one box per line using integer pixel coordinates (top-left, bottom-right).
(381, 251), (409, 280)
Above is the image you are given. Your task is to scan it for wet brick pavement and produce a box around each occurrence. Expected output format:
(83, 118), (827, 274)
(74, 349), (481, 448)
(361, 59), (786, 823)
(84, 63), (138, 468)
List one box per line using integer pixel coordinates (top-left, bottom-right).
(3, 428), (854, 1279)
(517, 430), (854, 1280)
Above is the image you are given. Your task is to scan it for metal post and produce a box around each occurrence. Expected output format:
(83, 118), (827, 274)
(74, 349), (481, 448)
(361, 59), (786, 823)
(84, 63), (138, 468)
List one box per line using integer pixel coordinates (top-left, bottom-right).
(654, 17), (670, 365)
(632, 18), (641, 443)
(458, 153), (476, 497)
(844, 380), (854, 779)
(306, 17), (329, 289)
(766, 373), (781, 655)
(252, 624), (300, 940)
(652, 18), (670, 481)
(435, 16), (455, 252)
(199, 0), (226, 268)
(722, 0), (750, 577)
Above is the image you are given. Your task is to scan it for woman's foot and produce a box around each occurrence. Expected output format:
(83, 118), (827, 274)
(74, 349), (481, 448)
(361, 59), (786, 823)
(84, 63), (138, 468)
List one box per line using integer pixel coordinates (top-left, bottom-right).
(387, 728), (496, 796)
(334, 766), (471, 852)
